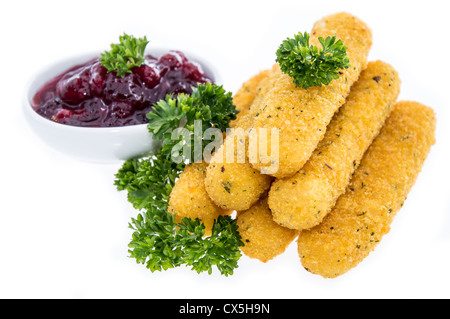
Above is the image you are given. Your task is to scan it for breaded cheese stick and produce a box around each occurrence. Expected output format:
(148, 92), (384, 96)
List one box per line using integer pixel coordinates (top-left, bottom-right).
(297, 101), (436, 278)
(230, 69), (271, 127)
(250, 12), (372, 178)
(269, 60), (401, 231)
(168, 162), (231, 236)
(236, 197), (299, 262)
(231, 64), (282, 130)
(204, 159), (273, 211)
(204, 65), (281, 211)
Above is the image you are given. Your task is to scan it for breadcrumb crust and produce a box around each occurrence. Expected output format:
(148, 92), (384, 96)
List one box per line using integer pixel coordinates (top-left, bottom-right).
(237, 197), (299, 262)
(297, 101), (436, 278)
(168, 163), (231, 236)
(269, 60), (401, 231)
(251, 12), (373, 178)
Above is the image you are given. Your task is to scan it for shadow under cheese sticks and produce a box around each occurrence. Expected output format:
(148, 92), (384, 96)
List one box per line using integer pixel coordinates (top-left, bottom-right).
(250, 12), (373, 179)
(204, 65), (281, 211)
(236, 196), (299, 263)
(268, 60), (401, 231)
(297, 101), (436, 278)
(168, 162), (232, 236)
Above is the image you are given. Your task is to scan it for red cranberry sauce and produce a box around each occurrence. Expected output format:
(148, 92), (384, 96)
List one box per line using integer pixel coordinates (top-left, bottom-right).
(32, 51), (213, 127)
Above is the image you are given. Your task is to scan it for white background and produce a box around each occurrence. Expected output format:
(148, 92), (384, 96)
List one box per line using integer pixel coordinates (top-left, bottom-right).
(1, 0), (449, 299)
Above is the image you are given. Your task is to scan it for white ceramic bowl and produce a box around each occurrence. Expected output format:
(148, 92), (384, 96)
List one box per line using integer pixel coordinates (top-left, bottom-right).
(24, 49), (220, 163)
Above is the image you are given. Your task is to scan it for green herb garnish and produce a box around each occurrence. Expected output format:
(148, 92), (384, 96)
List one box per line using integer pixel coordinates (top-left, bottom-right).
(276, 31), (350, 89)
(221, 181), (232, 194)
(115, 83), (243, 276)
(147, 82), (239, 161)
(100, 33), (149, 77)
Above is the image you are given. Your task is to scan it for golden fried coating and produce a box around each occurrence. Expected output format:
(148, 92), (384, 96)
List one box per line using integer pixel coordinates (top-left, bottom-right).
(231, 64), (282, 130)
(250, 12), (373, 178)
(269, 60), (401, 231)
(204, 65), (281, 211)
(297, 101), (436, 278)
(230, 69), (271, 127)
(204, 159), (272, 212)
(168, 163), (231, 236)
(237, 197), (299, 262)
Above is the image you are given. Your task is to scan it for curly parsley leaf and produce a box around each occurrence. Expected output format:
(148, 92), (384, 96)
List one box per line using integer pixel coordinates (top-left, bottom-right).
(115, 83), (243, 276)
(115, 154), (184, 211)
(147, 82), (238, 163)
(276, 31), (350, 89)
(178, 215), (243, 276)
(100, 33), (149, 77)
(147, 82), (238, 137)
(116, 155), (244, 276)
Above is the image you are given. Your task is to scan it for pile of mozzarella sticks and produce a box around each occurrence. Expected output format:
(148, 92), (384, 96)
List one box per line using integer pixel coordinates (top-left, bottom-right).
(168, 12), (436, 278)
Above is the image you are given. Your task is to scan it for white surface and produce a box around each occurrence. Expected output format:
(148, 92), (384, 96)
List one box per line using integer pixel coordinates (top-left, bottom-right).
(1, 0), (449, 299)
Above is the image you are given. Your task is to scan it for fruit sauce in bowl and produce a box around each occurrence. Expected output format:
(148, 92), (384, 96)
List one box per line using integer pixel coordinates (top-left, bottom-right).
(32, 51), (213, 128)
(24, 49), (219, 163)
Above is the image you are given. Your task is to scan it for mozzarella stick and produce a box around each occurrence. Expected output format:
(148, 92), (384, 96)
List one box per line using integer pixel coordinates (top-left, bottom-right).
(251, 12), (372, 178)
(204, 65), (281, 211)
(269, 60), (400, 231)
(231, 64), (282, 130)
(237, 197), (299, 262)
(297, 101), (436, 278)
(230, 69), (271, 127)
(168, 163), (231, 236)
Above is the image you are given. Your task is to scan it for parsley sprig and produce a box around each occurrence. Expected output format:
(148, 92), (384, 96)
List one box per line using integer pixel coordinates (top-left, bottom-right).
(148, 82), (239, 162)
(100, 33), (149, 77)
(276, 31), (350, 88)
(115, 83), (243, 276)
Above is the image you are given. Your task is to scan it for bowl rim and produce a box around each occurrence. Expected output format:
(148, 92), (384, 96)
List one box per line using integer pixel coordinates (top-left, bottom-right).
(23, 47), (221, 133)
